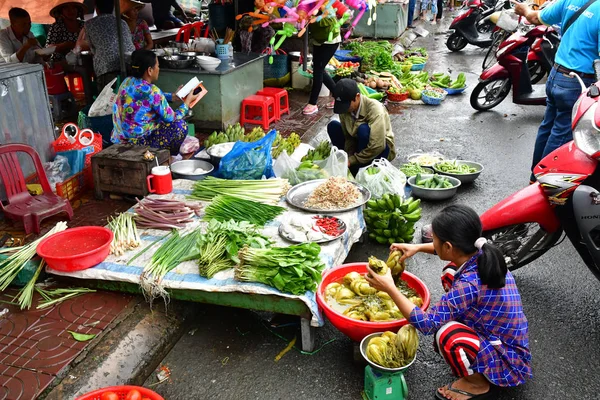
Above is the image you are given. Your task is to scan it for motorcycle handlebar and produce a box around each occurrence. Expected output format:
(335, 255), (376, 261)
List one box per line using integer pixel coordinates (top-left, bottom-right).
(594, 59), (600, 81)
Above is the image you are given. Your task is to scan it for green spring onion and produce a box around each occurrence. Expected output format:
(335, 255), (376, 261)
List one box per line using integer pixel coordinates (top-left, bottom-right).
(203, 195), (284, 226)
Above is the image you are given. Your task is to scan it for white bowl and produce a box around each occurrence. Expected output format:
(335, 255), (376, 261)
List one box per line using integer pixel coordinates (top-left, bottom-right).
(196, 55), (222, 71)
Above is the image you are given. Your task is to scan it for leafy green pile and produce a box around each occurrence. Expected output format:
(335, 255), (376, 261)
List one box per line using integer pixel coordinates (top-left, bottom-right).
(235, 243), (325, 295)
(186, 220), (271, 278)
(345, 41), (394, 72)
(203, 195), (285, 226)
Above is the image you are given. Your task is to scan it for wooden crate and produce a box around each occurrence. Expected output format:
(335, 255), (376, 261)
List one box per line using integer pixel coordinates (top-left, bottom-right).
(91, 145), (170, 199)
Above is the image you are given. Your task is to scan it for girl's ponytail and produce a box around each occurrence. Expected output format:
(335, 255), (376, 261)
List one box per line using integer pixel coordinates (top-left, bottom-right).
(476, 239), (507, 289)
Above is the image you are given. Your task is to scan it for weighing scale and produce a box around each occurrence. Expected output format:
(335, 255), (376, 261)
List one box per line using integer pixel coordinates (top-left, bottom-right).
(359, 333), (414, 400)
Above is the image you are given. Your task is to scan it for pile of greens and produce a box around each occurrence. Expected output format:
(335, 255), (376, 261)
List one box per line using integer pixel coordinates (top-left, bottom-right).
(204, 195), (285, 226)
(235, 242), (325, 295)
(345, 41), (394, 72)
(186, 220), (272, 278)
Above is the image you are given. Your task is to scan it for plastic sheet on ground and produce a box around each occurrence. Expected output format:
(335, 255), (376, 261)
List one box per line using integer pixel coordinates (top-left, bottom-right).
(46, 179), (365, 327)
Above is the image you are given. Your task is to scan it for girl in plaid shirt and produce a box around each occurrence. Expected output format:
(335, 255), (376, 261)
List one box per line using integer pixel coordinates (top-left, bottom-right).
(367, 205), (532, 400)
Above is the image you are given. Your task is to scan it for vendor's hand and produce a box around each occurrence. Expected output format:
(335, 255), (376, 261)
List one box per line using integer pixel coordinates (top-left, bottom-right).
(24, 37), (38, 50)
(390, 243), (419, 263)
(511, 0), (529, 16)
(184, 89), (202, 107)
(365, 265), (396, 294)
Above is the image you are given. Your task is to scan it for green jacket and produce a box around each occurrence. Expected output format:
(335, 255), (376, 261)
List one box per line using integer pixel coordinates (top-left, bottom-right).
(309, 17), (340, 44)
(339, 95), (396, 166)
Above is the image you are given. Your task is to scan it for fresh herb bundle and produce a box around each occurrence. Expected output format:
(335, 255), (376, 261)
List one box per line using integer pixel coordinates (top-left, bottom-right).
(203, 195), (285, 226)
(189, 177), (289, 205)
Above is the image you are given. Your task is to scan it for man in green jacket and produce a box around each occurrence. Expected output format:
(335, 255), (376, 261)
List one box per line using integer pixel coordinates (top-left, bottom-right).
(329, 79), (396, 175)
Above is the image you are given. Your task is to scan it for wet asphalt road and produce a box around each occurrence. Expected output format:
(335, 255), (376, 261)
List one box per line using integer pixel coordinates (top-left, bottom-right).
(145, 19), (600, 400)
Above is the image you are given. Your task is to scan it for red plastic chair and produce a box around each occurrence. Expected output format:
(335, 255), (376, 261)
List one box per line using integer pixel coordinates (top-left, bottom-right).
(0, 144), (73, 234)
(175, 24), (193, 43)
(190, 21), (210, 38)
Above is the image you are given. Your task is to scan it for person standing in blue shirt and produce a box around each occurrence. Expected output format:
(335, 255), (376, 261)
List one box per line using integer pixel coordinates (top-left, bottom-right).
(513, 0), (600, 182)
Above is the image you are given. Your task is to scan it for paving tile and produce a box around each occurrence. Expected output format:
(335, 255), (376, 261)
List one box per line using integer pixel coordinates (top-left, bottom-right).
(0, 363), (54, 400)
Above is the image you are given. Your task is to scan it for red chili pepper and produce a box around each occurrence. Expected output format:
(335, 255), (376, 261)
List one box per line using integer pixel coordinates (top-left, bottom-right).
(314, 217), (342, 236)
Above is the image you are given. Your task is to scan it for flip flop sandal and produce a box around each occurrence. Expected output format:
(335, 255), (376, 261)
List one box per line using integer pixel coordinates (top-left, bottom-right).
(434, 382), (493, 400)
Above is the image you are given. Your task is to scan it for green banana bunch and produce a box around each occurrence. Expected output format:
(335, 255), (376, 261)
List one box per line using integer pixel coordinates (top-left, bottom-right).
(301, 140), (332, 162)
(272, 132), (301, 158)
(450, 72), (466, 89)
(365, 194), (422, 245)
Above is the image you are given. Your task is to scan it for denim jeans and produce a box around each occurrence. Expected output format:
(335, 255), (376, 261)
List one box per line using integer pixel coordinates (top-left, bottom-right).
(327, 121), (390, 175)
(407, 0), (417, 26)
(530, 67), (594, 180)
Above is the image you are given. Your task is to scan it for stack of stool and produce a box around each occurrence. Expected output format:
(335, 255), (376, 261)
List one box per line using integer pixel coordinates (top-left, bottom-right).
(240, 87), (289, 129)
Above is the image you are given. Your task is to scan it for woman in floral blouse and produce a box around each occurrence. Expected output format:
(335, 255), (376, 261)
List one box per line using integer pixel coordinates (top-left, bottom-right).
(112, 50), (202, 154)
(123, 4), (153, 50)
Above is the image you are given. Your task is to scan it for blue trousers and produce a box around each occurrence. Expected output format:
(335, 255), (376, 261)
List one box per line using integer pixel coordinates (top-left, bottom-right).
(327, 120), (390, 175)
(407, 0), (417, 26)
(531, 67), (593, 180)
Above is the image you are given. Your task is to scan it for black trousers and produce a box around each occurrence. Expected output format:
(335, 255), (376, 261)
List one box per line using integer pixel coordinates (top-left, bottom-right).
(436, 0), (443, 19)
(309, 43), (339, 105)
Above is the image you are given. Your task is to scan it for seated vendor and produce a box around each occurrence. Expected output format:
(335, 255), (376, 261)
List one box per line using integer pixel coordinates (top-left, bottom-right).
(0, 7), (41, 64)
(111, 49), (202, 155)
(329, 79), (396, 175)
(46, 2), (85, 62)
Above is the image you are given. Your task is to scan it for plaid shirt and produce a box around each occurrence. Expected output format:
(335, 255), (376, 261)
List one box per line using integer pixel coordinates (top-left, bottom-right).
(409, 253), (532, 387)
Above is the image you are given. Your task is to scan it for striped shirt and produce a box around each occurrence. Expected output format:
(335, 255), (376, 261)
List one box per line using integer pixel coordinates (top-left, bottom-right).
(409, 253), (532, 387)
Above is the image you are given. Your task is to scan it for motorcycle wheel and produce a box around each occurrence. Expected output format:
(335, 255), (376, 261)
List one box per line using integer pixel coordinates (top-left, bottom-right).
(446, 33), (468, 52)
(470, 78), (511, 111)
(483, 224), (563, 271)
(528, 60), (546, 84)
(481, 31), (507, 70)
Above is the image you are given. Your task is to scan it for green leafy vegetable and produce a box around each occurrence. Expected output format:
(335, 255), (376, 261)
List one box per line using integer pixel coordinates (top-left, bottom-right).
(68, 331), (96, 342)
(203, 195), (285, 226)
(345, 41), (394, 72)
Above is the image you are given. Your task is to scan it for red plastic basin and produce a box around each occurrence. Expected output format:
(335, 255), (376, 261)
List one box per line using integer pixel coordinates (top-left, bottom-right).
(316, 262), (431, 342)
(37, 226), (113, 272)
(76, 385), (164, 400)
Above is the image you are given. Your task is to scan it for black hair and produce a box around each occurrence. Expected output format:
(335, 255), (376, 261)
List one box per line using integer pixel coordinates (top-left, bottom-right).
(8, 8), (30, 21)
(130, 50), (157, 78)
(95, 0), (114, 15)
(432, 204), (507, 288)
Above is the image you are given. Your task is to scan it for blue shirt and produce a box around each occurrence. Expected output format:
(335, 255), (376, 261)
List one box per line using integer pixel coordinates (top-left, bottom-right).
(539, 0), (600, 74)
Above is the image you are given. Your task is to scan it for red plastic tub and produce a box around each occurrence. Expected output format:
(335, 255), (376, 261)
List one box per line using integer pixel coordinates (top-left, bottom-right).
(76, 385), (164, 400)
(37, 226), (113, 272)
(316, 262), (431, 342)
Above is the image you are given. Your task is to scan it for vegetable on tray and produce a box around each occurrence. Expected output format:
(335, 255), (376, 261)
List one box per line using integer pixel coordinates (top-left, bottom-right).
(365, 325), (419, 368)
(304, 177), (361, 211)
(399, 162), (430, 177)
(413, 173), (455, 189)
(235, 242), (325, 295)
(134, 198), (202, 230)
(204, 195), (285, 226)
(189, 176), (290, 205)
(435, 160), (478, 174)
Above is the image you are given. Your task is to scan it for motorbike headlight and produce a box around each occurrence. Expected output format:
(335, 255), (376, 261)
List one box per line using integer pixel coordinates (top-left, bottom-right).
(573, 103), (600, 156)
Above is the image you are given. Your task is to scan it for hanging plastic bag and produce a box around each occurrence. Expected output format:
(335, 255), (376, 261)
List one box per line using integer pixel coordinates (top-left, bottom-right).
(273, 146), (348, 185)
(219, 130), (277, 179)
(88, 77), (118, 117)
(356, 158), (406, 199)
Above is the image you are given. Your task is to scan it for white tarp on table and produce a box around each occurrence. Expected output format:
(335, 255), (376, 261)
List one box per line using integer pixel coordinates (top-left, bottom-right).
(47, 179), (365, 326)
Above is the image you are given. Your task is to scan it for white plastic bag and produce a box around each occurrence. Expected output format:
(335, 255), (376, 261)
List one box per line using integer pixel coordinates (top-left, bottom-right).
(356, 158), (406, 198)
(88, 78), (118, 117)
(274, 147), (348, 185)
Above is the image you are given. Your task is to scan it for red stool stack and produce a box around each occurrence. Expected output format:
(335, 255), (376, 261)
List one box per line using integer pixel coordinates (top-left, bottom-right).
(256, 87), (290, 120)
(65, 73), (85, 100)
(240, 95), (277, 130)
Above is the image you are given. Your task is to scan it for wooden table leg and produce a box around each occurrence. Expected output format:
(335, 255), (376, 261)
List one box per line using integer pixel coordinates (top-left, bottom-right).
(301, 317), (315, 352)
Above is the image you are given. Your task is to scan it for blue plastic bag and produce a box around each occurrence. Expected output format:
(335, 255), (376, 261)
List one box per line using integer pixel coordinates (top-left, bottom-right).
(219, 130), (277, 179)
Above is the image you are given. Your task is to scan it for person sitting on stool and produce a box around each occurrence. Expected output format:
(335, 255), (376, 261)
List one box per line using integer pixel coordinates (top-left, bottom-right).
(328, 79), (396, 175)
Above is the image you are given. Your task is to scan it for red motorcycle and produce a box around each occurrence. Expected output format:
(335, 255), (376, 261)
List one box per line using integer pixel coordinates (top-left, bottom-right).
(470, 25), (557, 111)
(446, 0), (502, 52)
(480, 60), (600, 280)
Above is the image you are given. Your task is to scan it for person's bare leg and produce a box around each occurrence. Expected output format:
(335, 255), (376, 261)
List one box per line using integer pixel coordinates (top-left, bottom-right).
(437, 373), (490, 400)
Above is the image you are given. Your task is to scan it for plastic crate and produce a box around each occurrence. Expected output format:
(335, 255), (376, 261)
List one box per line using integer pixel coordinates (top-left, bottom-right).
(56, 166), (93, 201)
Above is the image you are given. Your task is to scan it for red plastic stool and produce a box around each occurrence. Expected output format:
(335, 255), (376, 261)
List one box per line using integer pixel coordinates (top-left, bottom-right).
(240, 95), (276, 130)
(65, 73), (85, 100)
(257, 87), (290, 119)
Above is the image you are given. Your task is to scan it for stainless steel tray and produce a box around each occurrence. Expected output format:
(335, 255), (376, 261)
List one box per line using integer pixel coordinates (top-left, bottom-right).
(285, 179), (371, 213)
(278, 215), (347, 244)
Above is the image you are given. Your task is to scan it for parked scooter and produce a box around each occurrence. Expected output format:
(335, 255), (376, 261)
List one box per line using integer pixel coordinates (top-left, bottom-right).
(446, 0), (507, 52)
(470, 24), (557, 111)
(480, 60), (600, 281)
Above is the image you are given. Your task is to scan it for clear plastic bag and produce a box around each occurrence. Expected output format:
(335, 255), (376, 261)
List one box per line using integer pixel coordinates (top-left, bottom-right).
(356, 158), (407, 199)
(44, 155), (71, 191)
(219, 130), (277, 179)
(273, 146), (348, 185)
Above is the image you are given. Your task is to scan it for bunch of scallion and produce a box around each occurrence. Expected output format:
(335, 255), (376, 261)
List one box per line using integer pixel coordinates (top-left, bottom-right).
(184, 219), (271, 278)
(140, 229), (202, 303)
(0, 221), (68, 291)
(203, 195), (284, 226)
(36, 287), (96, 309)
(107, 213), (141, 256)
(189, 177), (290, 205)
(14, 259), (45, 310)
(235, 243), (325, 295)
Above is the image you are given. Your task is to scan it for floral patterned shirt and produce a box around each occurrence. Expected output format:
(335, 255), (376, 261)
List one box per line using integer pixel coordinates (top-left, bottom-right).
(111, 77), (188, 143)
(131, 19), (150, 50)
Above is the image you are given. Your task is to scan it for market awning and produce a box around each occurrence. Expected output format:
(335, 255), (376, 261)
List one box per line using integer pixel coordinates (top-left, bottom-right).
(0, 0), (85, 24)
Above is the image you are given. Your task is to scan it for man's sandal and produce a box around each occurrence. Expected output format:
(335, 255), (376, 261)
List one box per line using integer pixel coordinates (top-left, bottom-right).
(434, 382), (494, 400)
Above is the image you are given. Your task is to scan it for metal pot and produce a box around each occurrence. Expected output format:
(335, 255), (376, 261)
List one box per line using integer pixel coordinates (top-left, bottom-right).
(153, 47), (180, 57)
(180, 51), (207, 58)
(158, 55), (194, 69)
(171, 160), (214, 180)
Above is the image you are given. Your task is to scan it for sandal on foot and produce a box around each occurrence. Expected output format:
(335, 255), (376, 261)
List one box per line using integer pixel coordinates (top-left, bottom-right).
(434, 382), (493, 400)
(326, 100), (335, 109)
(303, 104), (318, 115)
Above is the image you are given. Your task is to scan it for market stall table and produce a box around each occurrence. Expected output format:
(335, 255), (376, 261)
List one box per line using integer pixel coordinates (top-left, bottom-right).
(46, 179), (365, 351)
(150, 28), (181, 46)
(155, 53), (264, 131)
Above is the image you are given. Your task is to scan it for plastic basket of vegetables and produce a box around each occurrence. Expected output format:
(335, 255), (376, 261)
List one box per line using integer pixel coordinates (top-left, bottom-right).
(410, 62), (426, 71)
(421, 90), (444, 105)
(444, 86), (467, 95)
(386, 87), (409, 102)
(76, 385), (163, 400)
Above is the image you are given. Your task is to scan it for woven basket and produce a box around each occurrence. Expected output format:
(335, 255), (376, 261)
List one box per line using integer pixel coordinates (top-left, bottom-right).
(264, 54), (289, 80)
(387, 91), (409, 102)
